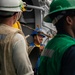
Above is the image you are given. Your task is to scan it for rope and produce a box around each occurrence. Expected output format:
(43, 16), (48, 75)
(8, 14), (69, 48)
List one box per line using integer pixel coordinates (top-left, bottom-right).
(21, 23), (53, 38)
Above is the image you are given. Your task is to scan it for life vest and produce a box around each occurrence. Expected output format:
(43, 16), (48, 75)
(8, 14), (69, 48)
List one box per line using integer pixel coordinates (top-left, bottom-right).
(38, 34), (75, 75)
(0, 24), (24, 75)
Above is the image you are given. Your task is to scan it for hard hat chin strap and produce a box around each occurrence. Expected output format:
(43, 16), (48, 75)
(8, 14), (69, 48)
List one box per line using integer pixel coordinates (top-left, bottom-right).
(16, 12), (22, 20)
(36, 35), (41, 44)
(15, 12), (22, 22)
(52, 11), (67, 25)
(13, 12), (22, 24)
(52, 15), (64, 25)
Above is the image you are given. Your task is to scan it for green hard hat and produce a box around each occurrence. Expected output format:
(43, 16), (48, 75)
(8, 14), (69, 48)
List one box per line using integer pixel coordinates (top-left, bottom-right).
(44, 0), (75, 23)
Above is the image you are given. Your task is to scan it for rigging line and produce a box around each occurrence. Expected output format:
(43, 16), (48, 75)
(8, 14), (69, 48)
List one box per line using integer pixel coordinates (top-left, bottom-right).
(21, 22), (53, 38)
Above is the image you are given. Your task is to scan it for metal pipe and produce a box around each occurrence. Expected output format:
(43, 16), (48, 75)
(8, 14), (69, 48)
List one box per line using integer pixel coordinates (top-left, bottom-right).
(26, 4), (45, 11)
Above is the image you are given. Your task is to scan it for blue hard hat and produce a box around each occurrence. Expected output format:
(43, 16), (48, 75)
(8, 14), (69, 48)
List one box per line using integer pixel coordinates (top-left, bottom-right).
(31, 28), (45, 38)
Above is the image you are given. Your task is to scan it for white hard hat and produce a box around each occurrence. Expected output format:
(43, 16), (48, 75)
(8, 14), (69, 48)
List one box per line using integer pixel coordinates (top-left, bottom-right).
(0, 0), (23, 12)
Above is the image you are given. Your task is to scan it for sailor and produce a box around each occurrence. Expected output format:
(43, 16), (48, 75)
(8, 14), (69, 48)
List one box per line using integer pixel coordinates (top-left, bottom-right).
(0, 0), (34, 75)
